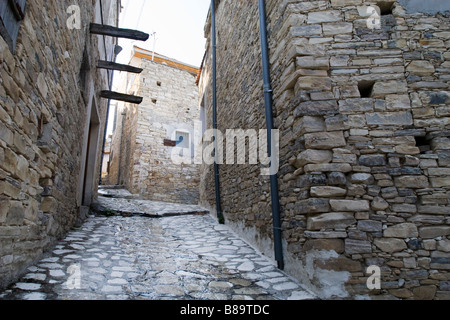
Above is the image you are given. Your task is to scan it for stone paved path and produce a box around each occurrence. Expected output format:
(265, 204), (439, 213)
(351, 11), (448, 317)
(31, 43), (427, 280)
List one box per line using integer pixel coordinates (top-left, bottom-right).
(0, 213), (316, 300)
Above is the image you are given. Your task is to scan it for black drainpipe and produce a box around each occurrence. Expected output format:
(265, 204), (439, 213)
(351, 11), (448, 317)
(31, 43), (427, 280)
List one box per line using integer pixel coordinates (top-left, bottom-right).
(211, 0), (225, 224)
(258, 0), (284, 270)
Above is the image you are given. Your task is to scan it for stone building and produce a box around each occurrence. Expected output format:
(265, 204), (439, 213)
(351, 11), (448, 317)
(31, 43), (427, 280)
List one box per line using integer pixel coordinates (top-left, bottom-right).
(198, 0), (450, 299)
(0, 0), (121, 289)
(108, 46), (201, 204)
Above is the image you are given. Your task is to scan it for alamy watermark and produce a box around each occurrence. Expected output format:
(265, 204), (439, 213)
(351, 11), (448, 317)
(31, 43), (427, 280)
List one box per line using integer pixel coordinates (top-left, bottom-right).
(358, 5), (382, 30)
(65, 264), (81, 290)
(366, 265), (381, 290)
(170, 121), (280, 176)
(66, 5), (81, 30)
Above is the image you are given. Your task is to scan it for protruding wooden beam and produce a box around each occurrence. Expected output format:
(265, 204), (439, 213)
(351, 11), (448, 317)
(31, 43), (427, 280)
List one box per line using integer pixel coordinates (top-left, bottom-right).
(97, 60), (143, 74)
(164, 139), (177, 147)
(90, 23), (149, 41)
(100, 91), (143, 104)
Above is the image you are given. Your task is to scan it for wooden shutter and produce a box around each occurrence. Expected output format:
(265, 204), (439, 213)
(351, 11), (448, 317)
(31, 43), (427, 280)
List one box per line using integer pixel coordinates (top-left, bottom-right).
(0, 0), (26, 52)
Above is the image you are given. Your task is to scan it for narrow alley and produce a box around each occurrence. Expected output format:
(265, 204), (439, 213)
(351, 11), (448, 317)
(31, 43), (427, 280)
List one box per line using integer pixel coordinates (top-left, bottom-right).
(0, 189), (315, 301)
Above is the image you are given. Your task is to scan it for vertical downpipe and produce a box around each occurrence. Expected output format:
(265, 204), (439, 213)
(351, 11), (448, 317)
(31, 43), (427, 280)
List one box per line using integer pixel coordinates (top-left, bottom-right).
(258, 0), (284, 270)
(211, 0), (225, 224)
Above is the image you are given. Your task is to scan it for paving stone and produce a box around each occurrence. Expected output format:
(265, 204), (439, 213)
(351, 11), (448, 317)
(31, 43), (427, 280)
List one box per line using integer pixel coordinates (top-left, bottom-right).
(0, 208), (315, 301)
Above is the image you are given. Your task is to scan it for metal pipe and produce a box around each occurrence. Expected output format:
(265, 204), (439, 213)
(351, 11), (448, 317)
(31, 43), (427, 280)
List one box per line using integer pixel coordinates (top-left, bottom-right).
(211, 0), (225, 224)
(258, 0), (284, 270)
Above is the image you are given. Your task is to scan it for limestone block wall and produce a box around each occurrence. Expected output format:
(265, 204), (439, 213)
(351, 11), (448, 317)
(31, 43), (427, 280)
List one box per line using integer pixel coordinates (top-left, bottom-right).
(0, 0), (118, 289)
(199, 0), (450, 299)
(110, 56), (201, 204)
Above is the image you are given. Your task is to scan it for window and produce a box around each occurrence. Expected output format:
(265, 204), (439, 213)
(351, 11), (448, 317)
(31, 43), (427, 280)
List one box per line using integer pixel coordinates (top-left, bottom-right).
(358, 81), (375, 98)
(0, 0), (26, 52)
(176, 131), (190, 149)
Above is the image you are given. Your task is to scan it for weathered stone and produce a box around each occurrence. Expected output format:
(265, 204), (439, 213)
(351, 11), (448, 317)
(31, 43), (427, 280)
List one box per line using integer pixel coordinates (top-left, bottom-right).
(315, 256), (362, 272)
(307, 10), (342, 24)
(413, 285), (437, 300)
(419, 226), (450, 239)
(328, 172), (347, 186)
(383, 223), (419, 238)
(389, 288), (412, 299)
(325, 115), (348, 131)
(294, 116), (326, 135)
(371, 81), (408, 98)
(392, 204), (417, 213)
(357, 220), (382, 232)
(6, 202), (25, 226)
(295, 198), (330, 214)
(36, 73), (48, 99)
(330, 55), (350, 67)
(345, 239), (372, 254)
(294, 100), (339, 117)
(339, 98), (373, 113)
(304, 132), (346, 150)
(330, 200), (370, 212)
(417, 205), (449, 215)
(303, 239), (344, 253)
(394, 176), (429, 189)
(366, 111), (413, 126)
(371, 197), (390, 211)
(331, 0), (363, 6)
(437, 151), (450, 166)
(296, 76), (332, 91)
(307, 212), (356, 230)
(310, 186), (347, 197)
(295, 150), (333, 168)
(437, 239), (450, 252)
(296, 56), (330, 70)
(385, 94), (411, 111)
(350, 173), (374, 184)
(431, 137), (450, 150)
(407, 60), (435, 76)
(291, 25), (323, 37)
(304, 231), (348, 239)
(323, 22), (353, 35)
(427, 91), (450, 105)
(430, 257), (450, 270)
(304, 163), (352, 173)
(374, 238), (407, 253)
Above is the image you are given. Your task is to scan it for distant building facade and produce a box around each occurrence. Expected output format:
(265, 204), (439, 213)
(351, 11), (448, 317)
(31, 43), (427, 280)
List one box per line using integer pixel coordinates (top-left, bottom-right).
(109, 47), (201, 204)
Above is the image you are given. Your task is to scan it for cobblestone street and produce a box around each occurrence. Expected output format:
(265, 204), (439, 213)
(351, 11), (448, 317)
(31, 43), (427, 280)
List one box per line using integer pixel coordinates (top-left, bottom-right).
(0, 206), (315, 301)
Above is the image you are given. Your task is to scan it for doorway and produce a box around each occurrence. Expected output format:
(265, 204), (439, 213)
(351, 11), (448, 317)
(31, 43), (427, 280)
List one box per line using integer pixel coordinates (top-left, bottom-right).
(79, 97), (101, 207)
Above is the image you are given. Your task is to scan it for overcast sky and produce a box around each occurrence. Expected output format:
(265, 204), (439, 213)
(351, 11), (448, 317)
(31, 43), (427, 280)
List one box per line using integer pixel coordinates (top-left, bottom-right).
(116, 0), (211, 67)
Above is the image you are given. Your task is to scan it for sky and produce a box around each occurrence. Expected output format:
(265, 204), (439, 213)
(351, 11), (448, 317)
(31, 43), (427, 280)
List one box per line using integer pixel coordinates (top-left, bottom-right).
(116, 0), (211, 67)
(106, 0), (210, 136)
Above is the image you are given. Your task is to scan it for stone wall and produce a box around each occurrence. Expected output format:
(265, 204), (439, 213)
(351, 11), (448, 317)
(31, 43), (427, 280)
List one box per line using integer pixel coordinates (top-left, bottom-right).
(109, 51), (201, 204)
(0, 0), (119, 289)
(199, 0), (450, 299)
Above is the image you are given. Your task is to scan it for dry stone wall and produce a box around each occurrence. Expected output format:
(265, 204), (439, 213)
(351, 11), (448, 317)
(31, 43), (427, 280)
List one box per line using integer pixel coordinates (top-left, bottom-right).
(0, 0), (117, 289)
(199, 0), (450, 299)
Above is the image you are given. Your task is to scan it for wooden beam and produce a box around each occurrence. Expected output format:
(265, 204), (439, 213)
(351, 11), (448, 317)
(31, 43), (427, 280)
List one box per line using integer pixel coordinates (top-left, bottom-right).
(164, 139), (177, 147)
(100, 91), (143, 104)
(97, 60), (143, 74)
(90, 23), (149, 41)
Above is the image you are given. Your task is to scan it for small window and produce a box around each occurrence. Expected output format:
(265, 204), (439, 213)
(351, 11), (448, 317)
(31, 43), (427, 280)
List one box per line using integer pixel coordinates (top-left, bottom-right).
(378, 2), (394, 16)
(0, 0), (26, 52)
(176, 131), (190, 149)
(358, 81), (375, 98)
(415, 136), (431, 154)
(157, 81), (162, 87)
